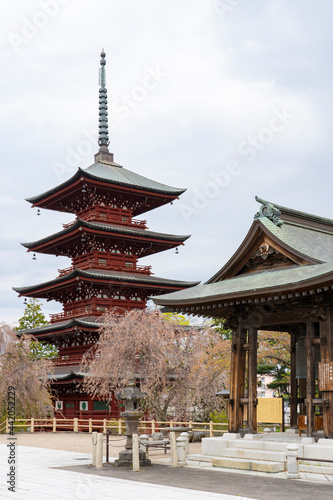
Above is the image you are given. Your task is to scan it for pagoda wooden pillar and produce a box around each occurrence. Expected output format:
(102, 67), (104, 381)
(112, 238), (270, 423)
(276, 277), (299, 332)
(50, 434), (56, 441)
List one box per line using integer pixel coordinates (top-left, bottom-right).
(289, 331), (298, 429)
(319, 308), (333, 438)
(229, 324), (246, 433)
(306, 322), (316, 436)
(247, 327), (258, 433)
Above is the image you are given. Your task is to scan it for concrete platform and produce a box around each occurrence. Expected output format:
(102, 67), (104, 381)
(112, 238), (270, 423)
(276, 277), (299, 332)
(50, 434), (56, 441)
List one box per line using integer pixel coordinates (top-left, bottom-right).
(198, 432), (333, 475)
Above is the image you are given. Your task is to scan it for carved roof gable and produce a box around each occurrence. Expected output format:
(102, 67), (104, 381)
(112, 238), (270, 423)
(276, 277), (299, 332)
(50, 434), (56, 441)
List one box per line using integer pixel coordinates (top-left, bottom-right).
(236, 242), (298, 277)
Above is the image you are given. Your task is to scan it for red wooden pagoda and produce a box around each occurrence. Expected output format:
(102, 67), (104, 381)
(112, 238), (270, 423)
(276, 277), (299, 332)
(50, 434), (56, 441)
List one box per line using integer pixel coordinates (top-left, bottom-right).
(14, 51), (198, 419)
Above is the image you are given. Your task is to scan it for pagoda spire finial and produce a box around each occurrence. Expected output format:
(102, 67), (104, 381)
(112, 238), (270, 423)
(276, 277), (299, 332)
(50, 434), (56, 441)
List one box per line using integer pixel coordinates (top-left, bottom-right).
(98, 49), (110, 151)
(95, 50), (114, 164)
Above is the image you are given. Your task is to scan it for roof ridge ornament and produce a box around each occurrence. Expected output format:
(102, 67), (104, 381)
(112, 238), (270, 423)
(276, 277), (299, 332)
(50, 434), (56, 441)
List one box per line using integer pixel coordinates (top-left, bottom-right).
(95, 49), (114, 164)
(254, 196), (283, 226)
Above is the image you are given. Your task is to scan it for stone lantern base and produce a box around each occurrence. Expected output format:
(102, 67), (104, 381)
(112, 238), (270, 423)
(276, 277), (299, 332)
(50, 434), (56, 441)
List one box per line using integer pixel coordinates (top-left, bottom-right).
(113, 449), (151, 467)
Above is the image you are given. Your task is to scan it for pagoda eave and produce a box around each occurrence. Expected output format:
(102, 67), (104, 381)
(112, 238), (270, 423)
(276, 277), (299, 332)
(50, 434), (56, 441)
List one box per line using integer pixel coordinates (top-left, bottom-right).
(13, 270), (199, 300)
(27, 168), (185, 216)
(21, 220), (190, 257)
(16, 318), (101, 337)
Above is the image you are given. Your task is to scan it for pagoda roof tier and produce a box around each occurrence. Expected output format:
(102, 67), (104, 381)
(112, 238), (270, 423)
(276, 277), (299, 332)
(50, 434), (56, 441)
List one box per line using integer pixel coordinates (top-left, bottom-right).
(152, 197), (333, 318)
(17, 317), (101, 336)
(26, 161), (185, 216)
(21, 219), (190, 257)
(13, 269), (199, 301)
(49, 368), (85, 382)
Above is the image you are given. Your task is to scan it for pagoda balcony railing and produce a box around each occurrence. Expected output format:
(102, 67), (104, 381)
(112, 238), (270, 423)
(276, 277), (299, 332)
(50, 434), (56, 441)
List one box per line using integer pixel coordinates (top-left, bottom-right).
(52, 353), (85, 366)
(57, 259), (152, 277)
(50, 300), (145, 323)
(50, 305), (97, 323)
(63, 208), (148, 229)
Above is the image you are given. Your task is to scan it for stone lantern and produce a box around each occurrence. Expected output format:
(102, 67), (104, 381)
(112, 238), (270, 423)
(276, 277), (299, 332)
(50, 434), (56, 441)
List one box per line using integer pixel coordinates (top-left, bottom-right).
(114, 373), (151, 467)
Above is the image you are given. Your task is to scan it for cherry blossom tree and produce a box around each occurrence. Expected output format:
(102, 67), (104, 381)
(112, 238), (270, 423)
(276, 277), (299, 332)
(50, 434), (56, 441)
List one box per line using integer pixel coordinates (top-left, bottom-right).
(82, 309), (230, 421)
(0, 323), (54, 419)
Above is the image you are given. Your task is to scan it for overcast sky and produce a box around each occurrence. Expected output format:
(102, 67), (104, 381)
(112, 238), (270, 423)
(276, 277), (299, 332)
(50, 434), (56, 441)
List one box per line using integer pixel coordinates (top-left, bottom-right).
(1, 0), (333, 325)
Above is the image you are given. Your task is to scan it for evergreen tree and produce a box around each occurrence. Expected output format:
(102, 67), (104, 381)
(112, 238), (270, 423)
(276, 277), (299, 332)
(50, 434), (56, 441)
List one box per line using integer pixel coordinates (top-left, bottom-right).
(16, 298), (48, 330)
(16, 299), (58, 359)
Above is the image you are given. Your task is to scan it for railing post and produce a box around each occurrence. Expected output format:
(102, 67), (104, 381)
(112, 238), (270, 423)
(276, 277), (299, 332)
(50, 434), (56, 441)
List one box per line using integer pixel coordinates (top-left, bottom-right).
(151, 420), (155, 434)
(286, 444), (300, 479)
(132, 434), (140, 472)
(176, 436), (187, 466)
(92, 431), (97, 466)
(53, 418), (56, 433)
(103, 419), (107, 434)
(118, 419), (122, 435)
(170, 432), (178, 467)
(140, 434), (149, 459)
(31, 418), (34, 433)
(209, 421), (213, 437)
(96, 433), (103, 469)
(106, 431), (109, 463)
(89, 418), (92, 433)
(6, 418), (9, 434)
(74, 418), (78, 432)
(180, 432), (189, 455)
(170, 421), (174, 428)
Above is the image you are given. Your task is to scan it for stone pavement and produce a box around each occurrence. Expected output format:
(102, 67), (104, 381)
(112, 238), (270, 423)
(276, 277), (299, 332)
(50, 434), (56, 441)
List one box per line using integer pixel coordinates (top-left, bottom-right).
(0, 444), (254, 500)
(0, 433), (333, 500)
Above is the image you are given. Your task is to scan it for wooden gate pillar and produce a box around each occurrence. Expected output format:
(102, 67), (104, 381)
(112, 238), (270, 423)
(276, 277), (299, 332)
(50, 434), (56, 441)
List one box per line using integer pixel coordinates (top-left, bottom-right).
(248, 327), (258, 433)
(306, 322), (316, 436)
(319, 308), (333, 438)
(229, 324), (247, 433)
(289, 331), (298, 429)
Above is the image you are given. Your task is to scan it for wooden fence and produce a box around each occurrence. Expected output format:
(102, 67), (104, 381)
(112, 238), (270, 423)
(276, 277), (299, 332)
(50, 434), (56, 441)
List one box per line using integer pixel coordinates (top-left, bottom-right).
(1, 418), (228, 437)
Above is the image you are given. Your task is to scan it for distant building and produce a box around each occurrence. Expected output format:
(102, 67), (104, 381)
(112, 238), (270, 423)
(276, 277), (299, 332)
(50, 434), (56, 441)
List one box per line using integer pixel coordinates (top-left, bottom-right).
(257, 374), (276, 398)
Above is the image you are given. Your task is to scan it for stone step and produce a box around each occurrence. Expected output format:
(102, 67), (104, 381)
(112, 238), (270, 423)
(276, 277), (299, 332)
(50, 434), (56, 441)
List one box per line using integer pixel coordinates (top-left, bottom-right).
(212, 456), (285, 473)
(230, 440), (292, 452)
(187, 454), (213, 467)
(222, 448), (287, 462)
(187, 454), (212, 463)
(299, 463), (333, 475)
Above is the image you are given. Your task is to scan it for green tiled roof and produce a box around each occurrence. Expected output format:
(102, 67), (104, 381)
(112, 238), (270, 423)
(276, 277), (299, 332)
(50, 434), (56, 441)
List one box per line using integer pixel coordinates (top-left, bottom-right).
(21, 219), (190, 249)
(49, 370), (85, 381)
(152, 198), (333, 308)
(258, 197), (333, 227)
(26, 161), (185, 204)
(16, 318), (101, 335)
(258, 217), (333, 263)
(13, 269), (199, 295)
(84, 162), (185, 194)
(152, 261), (333, 306)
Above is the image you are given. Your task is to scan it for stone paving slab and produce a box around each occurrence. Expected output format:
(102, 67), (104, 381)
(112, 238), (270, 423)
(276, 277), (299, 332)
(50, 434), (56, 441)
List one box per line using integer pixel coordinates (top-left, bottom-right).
(57, 460), (333, 500)
(0, 444), (253, 500)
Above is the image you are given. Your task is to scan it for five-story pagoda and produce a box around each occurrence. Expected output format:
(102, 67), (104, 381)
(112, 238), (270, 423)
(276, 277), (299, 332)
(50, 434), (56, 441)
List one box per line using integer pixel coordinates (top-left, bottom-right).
(13, 51), (198, 419)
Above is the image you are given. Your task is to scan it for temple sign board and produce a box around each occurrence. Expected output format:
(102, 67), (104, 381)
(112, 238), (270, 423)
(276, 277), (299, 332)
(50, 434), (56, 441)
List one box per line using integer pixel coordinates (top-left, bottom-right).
(318, 362), (333, 391)
(257, 398), (283, 425)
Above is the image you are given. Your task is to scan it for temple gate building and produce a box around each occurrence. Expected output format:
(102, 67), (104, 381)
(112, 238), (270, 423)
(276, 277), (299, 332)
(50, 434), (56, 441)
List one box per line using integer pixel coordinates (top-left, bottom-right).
(153, 196), (333, 439)
(14, 51), (197, 419)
